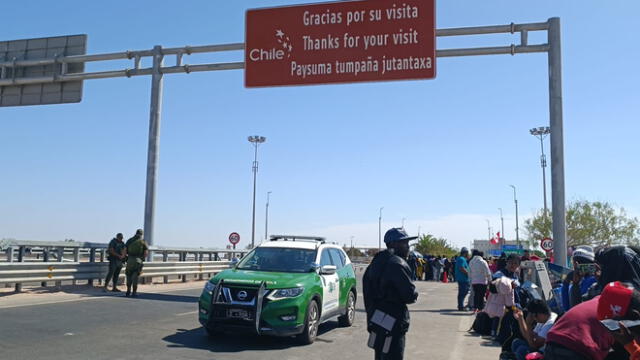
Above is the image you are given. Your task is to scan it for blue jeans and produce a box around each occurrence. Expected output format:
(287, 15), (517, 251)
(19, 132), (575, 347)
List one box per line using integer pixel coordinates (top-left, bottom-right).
(457, 282), (470, 310)
(511, 338), (533, 360)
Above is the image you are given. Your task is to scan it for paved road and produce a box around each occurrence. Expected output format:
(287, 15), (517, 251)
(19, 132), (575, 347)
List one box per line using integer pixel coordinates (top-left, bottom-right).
(0, 272), (500, 360)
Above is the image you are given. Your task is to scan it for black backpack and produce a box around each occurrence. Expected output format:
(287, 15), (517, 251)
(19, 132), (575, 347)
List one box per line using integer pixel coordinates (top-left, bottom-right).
(496, 309), (522, 351)
(471, 312), (493, 336)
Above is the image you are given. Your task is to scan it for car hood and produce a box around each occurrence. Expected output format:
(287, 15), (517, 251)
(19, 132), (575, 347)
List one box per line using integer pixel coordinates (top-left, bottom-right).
(213, 268), (316, 289)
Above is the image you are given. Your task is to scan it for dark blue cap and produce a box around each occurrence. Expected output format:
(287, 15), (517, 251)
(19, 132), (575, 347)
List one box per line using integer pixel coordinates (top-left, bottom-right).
(384, 228), (418, 244)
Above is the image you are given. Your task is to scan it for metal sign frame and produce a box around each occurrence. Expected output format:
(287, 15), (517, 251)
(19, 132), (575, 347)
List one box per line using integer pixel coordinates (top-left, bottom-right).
(0, 34), (86, 106)
(0, 18), (568, 267)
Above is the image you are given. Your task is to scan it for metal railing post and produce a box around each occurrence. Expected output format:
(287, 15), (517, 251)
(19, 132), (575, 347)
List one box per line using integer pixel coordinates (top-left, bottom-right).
(548, 17), (567, 267)
(15, 246), (25, 292)
(55, 247), (64, 288)
(41, 248), (50, 287)
(181, 252), (187, 283)
(88, 248), (96, 286)
(99, 249), (105, 285)
(72, 248), (80, 285)
(142, 45), (164, 248)
(163, 251), (169, 284)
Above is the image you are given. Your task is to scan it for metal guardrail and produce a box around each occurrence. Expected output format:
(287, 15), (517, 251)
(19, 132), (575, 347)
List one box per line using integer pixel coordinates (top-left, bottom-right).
(0, 261), (231, 285)
(0, 240), (247, 292)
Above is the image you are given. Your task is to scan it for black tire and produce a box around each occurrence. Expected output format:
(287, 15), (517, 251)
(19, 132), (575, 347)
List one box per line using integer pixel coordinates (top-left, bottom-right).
(297, 299), (320, 345)
(338, 290), (356, 327)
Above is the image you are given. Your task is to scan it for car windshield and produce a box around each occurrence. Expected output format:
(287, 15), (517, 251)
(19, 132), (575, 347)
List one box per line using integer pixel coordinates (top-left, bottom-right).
(236, 247), (317, 273)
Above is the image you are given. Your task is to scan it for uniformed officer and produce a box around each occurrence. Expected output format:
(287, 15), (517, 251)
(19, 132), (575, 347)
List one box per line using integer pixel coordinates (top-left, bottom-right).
(104, 233), (126, 292)
(363, 228), (419, 360)
(125, 229), (148, 297)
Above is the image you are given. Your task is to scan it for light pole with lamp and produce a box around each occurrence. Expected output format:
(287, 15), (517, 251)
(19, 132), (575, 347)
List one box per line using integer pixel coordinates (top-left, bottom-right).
(486, 219), (491, 241)
(510, 185), (520, 248)
(264, 191), (272, 241)
(378, 207), (384, 251)
(498, 208), (505, 246)
(530, 126), (551, 216)
(248, 135), (266, 249)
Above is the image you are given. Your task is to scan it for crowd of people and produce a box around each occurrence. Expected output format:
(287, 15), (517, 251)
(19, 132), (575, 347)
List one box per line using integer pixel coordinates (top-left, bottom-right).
(457, 244), (640, 360)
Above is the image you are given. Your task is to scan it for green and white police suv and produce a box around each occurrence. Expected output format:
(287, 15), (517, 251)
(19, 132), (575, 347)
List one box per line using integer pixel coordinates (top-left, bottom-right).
(198, 235), (357, 344)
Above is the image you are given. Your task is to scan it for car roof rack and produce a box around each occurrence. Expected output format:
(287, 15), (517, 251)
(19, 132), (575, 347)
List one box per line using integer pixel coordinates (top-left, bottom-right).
(269, 235), (326, 243)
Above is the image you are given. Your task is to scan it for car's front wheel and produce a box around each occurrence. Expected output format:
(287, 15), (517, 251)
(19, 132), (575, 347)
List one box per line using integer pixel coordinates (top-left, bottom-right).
(338, 290), (356, 327)
(297, 299), (320, 345)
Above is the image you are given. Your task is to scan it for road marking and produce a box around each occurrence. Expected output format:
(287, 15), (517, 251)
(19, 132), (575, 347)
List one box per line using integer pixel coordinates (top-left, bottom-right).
(0, 285), (205, 310)
(175, 310), (198, 316)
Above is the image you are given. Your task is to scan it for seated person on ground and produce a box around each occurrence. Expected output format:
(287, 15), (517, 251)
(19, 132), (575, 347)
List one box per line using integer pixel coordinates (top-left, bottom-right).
(511, 299), (558, 360)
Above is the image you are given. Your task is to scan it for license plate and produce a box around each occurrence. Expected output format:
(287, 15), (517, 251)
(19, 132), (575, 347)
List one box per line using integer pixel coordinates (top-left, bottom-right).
(227, 309), (249, 319)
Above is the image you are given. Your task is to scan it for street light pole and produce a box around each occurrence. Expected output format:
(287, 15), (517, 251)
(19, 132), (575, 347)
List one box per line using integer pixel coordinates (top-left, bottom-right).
(498, 208), (505, 245)
(248, 135), (266, 249)
(530, 127), (551, 216)
(264, 191), (272, 240)
(486, 219), (491, 241)
(378, 207), (384, 251)
(510, 185), (520, 248)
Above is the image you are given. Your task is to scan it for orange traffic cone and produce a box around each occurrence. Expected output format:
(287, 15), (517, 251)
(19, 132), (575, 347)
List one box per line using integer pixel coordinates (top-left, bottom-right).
(442, 271), (448, 283)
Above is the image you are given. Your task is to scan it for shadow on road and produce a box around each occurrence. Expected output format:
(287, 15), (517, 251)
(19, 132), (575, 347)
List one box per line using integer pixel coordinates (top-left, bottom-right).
(163, 321), (339, 353)
(463, 333), (501, 348)
(410, 309), (474, 316)
(132, 293), (198, 303)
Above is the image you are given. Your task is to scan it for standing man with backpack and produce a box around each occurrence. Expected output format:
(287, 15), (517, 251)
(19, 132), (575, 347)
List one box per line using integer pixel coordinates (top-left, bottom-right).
(125, 229), (148, 298)
(363, 228), (419, 360)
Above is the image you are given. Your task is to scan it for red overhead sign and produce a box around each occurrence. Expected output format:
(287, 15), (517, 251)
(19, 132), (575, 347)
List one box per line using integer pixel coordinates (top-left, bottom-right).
(245, 0), (436, 87)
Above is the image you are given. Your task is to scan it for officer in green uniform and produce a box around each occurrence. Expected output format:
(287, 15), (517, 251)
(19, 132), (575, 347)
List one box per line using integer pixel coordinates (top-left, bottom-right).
(104, 233), (126, 292)
(125, 229), (148, 297)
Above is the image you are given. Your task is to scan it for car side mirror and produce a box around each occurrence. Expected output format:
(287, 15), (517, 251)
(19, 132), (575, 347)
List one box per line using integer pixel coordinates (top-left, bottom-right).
(321, 265), (337, 275)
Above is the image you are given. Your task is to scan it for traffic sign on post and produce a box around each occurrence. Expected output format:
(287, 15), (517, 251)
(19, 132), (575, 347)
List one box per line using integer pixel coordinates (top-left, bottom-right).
(245, 0), (435, 87)
(540, 237), (554, 252)
(229, 232), (241, 249)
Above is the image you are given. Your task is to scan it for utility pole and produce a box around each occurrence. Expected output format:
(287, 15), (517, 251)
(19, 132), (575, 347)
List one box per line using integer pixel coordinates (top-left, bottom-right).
(510, 185), (520, 248)
(264, 191), (272, 240)
(378, 207), (384, 251)
(248, 135), (266, 249)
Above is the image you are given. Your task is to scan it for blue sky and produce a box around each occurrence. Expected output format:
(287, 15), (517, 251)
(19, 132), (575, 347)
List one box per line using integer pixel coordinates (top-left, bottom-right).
(1, 1), (638, 250)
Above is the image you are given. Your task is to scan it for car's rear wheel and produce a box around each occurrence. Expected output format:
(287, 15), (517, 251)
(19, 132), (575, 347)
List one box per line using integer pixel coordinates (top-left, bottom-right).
(338, 290), (356, 327)
(297, 299), (320, 345)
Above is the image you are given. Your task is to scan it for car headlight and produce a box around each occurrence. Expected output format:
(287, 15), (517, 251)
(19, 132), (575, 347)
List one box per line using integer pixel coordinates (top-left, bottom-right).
(203, 281), (216, 293)
(267, 287), (305, 301)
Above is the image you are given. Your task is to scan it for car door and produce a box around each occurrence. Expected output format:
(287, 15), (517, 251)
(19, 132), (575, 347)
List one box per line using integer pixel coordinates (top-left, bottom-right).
(330, 248), (353, 308)
(319, 248), (340, 314)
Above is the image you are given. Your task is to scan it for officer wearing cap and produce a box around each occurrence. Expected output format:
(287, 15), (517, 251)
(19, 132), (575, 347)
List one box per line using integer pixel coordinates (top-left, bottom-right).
(363, 228), (419, 360)
(125, 229), (148, 297)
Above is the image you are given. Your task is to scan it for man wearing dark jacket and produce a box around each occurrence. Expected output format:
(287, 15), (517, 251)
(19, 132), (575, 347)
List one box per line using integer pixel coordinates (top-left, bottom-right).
(363, 228), (419, 360)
